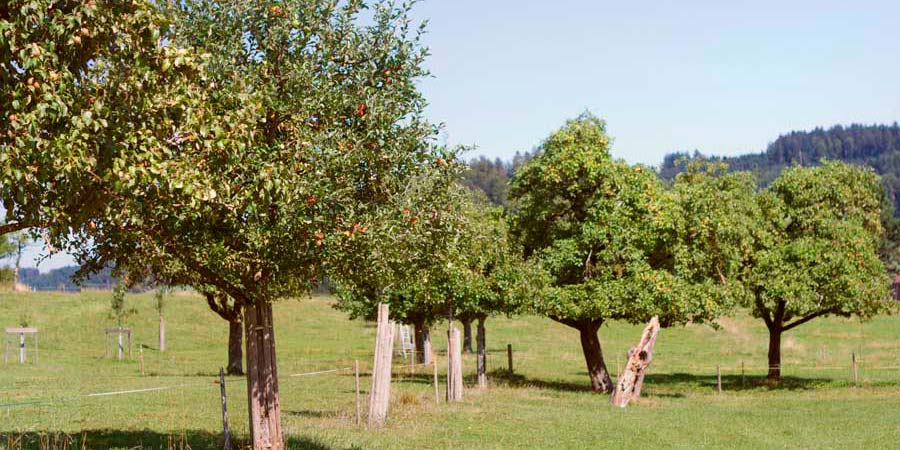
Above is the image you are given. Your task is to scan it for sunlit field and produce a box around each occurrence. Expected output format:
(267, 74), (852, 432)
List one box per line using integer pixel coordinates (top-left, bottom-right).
(0, 290), (898, 449)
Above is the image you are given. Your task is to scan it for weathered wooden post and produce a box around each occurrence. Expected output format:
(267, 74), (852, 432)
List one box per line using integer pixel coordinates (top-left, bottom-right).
(433, 359), (440, 403)
(368, 303), (394, 426)
(717, 365), (722, 393)
(139, 346), (145, 376)
(354, 360), (361, 426)
(507, 344), (513, 374)
(852, 352), (858, 386)
(446, 326), (463, 401)
(219, 367), (231, 450)
(611, 317), (660, 407)
(476, 318), (487, 389)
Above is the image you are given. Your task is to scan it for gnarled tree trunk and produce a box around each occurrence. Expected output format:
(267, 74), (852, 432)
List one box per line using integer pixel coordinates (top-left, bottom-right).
(205, 291), (244, 375)
(413, 318), (432, 364)
(228, 318), (244, 375)
(244, 300), (283, 449)
(551, 317), (613, 393)
(767, 325), (782, 381)
(476, 315), (487, 388)
(462, 318), (473, 353)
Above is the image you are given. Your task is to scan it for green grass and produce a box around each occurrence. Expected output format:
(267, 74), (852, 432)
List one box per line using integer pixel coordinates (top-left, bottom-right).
(0, 290), (898, 449)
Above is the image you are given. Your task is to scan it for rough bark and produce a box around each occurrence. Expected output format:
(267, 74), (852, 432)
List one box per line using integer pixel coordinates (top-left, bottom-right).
(462, 318), (473, 353)
(767, 326), (782, 381)
(577, 320), (613, 393)
(611, 316), (660, 407)
(228, 318), (244, 375)
(446, 326), (463, 401)
(368, 303), (394, 426)
(413, 319), (432, 364)
(244, 301), (283, 449)
(476, 316), (487, 388)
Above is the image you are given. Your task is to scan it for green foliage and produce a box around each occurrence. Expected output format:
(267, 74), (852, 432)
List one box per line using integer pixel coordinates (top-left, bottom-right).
(1, 0), (205, 239)
(60, 0), (443, 312)
(746, 161), (892, 325)
(109, 283), (136, 326)
(509, 113), (733, 328)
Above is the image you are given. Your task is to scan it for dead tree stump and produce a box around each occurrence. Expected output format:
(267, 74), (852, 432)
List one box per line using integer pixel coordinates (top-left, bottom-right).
(610, 316), (660, 407)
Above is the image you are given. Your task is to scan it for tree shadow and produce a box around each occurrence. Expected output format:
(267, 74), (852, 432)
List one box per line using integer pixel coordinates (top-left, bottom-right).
(486, 369), (594, 393)
(0, 429), (333, 450)
(641, 372), (834, 391)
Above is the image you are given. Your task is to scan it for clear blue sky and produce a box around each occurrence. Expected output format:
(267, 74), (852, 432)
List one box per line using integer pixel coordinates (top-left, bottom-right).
(413, 0), (900, 165)
(9, 0), (900, 272)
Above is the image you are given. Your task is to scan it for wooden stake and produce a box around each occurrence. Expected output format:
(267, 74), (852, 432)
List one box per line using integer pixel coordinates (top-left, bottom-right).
(852, 352), (858, 386)
(507, 344), (513, 374)
(354, 360), (361, 426)
(219, 367), (231, 450)
(717, 365), (722, 393)
(368, 303), (394, 426)
(433, 359), (439, 404)
(446, 326), (463, 401)
(139, 346), (145, 376)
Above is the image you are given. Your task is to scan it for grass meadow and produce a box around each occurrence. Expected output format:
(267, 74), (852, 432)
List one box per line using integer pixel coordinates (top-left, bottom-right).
(0, 290), (898, 449)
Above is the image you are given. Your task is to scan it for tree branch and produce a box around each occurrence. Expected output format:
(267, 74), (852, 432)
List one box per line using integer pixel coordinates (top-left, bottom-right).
(782, 309), (832, 332)
(0, 221), (34, 236)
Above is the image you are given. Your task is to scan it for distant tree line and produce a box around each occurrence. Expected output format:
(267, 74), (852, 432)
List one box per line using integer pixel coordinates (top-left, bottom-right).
(658, 123), (900, 214)
(18, 266), (116, 291)
(461, 151), (536, 207)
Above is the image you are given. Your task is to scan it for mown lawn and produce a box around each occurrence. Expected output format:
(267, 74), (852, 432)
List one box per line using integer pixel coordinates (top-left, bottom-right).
(0, 290), (898, 449)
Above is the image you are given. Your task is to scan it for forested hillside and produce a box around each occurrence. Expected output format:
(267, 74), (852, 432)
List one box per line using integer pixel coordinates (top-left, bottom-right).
(659, 123), (900, 214)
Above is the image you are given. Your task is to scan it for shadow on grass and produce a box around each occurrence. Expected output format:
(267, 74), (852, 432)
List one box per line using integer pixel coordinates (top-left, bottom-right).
(484, 368), (837, 394)
(0, 429), (333, 450)
(485, 369), (594, 393)
(643, 373), (834, 391)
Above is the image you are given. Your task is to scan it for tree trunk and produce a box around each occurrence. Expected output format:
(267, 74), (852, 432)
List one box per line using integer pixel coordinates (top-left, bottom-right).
(244, 301), (283, 449)
(578, 320), (613, 393)
(158, 315), (166, 352)
(767, 326), (782, 381)
(413, 320), (432, 364)
(476, 316), (487, 388)
(228, 318), (244, 375)
(462, 318), (473, 353)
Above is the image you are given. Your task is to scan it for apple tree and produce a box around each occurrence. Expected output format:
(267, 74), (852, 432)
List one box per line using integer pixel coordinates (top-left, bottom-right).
(510, 114), (737, 392)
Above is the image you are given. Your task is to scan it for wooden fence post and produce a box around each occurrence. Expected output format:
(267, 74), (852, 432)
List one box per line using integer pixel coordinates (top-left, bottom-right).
(446, 326), (463, 401)
(852, 352), (858, 386)
(507, 344), (513, 374)
(368, 303), (394, 426)
(433, 359), (439, 403)
(717, 365), (722, 393)
(219, 367), (231, 450)
(354, 360), (361, 426)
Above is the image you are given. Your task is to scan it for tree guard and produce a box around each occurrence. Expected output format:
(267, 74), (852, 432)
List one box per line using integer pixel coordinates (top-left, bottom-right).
(5, 328), (38, 364)
(611, 316), (660, 407)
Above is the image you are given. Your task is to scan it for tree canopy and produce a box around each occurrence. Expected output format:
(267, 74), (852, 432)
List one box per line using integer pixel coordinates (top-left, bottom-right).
(510, 113), (739, 392)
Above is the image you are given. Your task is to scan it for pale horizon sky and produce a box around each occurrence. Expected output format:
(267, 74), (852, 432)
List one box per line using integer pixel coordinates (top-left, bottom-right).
(9, 0), (900, 272)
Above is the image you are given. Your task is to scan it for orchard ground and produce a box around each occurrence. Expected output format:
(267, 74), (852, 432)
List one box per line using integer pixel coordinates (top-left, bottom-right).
(0, 291), (898, 449)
